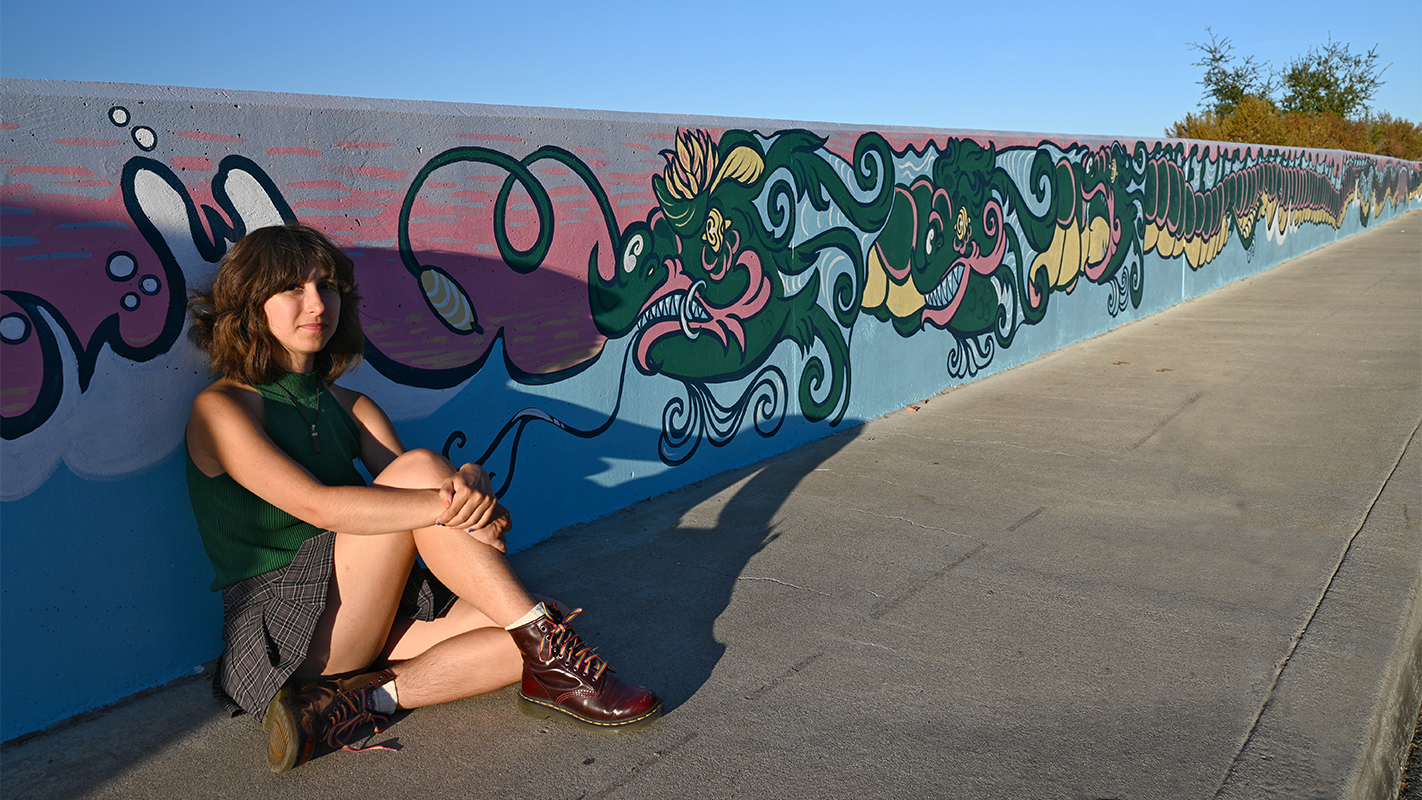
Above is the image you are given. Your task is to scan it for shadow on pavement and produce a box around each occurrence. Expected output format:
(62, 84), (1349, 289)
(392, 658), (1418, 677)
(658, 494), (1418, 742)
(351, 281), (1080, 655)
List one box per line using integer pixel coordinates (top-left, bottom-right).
(1, 675), (229, 799)
(509, 426), (860, 713)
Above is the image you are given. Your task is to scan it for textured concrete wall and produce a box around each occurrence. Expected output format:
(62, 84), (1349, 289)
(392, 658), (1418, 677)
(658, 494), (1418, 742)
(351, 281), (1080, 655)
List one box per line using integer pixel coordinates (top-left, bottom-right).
(2, 78), (1418, 740)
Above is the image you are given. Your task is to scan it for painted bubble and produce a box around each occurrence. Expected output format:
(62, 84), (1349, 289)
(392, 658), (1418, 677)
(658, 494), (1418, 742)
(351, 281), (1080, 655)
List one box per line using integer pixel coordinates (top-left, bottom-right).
(0, 314), (30, 344)
(106, 252), (136, 280)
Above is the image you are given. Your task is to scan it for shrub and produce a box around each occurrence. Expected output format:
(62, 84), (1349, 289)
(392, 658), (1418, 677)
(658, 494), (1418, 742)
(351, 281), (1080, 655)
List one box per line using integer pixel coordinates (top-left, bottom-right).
(1168, 96), (1421, 161)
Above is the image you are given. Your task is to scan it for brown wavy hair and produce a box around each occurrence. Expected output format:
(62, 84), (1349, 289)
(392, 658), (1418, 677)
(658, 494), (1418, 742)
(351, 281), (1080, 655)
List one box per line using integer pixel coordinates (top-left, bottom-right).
(189, 224), (363, 385)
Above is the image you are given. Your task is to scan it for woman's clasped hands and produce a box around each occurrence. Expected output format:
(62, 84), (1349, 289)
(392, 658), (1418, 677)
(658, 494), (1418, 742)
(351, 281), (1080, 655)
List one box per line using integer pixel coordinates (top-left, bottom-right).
(436, 463), (512, 552)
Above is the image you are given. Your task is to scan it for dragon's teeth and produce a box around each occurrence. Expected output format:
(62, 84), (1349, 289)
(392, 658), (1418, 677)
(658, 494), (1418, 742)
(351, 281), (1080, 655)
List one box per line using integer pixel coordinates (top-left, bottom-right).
(639, 289), (712, 329)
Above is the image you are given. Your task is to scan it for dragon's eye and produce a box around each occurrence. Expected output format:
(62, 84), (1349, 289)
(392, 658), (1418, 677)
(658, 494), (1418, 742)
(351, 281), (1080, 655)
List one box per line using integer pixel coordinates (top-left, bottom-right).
(623, 232), (646, 273)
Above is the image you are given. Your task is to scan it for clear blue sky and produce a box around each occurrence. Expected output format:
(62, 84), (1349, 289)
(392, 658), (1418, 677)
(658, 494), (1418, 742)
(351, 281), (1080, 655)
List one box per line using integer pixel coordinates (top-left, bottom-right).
(3, 0), (1418, 140)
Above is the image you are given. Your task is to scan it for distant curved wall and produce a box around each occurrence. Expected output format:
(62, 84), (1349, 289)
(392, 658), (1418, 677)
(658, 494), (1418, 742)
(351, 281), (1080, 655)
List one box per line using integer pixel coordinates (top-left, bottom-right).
(2, 78), (1418, 740)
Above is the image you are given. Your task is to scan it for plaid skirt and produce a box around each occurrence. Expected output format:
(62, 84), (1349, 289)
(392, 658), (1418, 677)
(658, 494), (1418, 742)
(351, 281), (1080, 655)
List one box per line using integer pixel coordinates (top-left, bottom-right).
(213, 530), (458, 720)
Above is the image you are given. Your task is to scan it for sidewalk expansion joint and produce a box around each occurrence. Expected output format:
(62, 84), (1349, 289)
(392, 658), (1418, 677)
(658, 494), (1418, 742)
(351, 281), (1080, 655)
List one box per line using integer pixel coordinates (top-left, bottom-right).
(871, 541), (989, 620)
(583, 731), (698, 799)
(1130, 390), (1204, 450)
(1213, 414), (1422, 798)
(744, 652), (824, 702)
(1007, 506), (1046, 532)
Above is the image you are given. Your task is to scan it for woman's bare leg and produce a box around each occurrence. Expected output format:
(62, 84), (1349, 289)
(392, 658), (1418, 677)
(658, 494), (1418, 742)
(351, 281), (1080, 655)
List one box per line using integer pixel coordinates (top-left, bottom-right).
(380, 608), (524, 707)
(294, 448), (540, 706)
(294, 529), (416, 678)
(372, 448), (538, 626)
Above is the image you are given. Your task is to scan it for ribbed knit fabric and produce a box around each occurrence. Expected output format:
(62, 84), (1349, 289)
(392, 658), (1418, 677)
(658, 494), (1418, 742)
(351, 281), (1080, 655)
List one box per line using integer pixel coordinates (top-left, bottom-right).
(187, 372), (365, 590)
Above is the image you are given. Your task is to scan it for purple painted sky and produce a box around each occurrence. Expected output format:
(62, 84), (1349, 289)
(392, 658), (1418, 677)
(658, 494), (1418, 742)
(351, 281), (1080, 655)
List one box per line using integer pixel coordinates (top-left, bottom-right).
(3, 0), (1419, 140)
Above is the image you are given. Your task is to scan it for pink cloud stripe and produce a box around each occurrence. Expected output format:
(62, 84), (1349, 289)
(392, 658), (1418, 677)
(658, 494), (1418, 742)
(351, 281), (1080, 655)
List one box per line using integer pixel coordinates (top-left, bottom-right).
(332, 165), (408, 180)
(8, 165), (96, 176)
(454, 132), (527, 142)
(173, 130), (247, 143)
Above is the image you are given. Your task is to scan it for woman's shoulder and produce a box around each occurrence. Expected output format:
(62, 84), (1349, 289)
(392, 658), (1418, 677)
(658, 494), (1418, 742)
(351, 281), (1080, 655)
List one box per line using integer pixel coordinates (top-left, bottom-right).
(187, 378), (266, 477)
(325, 383), (368, 416)
(191, 378), (262, 418)
(325, 382), (364, 404)
(326, 383), (391, 427)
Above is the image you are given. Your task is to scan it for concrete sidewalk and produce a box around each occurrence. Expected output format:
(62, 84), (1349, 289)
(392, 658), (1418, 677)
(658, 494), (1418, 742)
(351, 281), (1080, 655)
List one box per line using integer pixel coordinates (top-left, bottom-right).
(5, 211), (1420, 800)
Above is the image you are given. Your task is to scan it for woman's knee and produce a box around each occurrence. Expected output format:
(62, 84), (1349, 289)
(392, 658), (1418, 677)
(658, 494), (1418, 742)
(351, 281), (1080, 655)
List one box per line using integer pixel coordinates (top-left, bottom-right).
(372, 448), (454, 489)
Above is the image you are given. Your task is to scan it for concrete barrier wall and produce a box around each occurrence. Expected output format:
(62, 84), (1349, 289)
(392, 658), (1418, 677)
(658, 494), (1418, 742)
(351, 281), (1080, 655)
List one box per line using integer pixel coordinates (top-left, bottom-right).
(2, 78), (1418, 740)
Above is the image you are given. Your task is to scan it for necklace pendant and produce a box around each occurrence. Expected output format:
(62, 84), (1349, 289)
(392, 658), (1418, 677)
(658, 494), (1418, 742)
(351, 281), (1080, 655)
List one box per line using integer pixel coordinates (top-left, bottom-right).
(310, 425), (322, 454)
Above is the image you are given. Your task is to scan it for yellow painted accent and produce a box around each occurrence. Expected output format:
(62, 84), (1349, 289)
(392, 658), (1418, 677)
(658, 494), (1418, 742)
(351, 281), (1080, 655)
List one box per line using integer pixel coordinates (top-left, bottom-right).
(1085, 216), (1111, 265)
(954, 207), (970, 241)
(886, 276), (926, 317)
(1029, 223), (1089, 292)
(1143, 223), (1159, 252)
(1260, 196), (1281, 236)
(863, 247), (888, 309)
(712, 146), (765, 191)
(668, 170), (692, 200)
(1061, 224), (1082, 289)
(1184, 235), (1203, 270)
(1029, 227), (1062, 289)
(865, 236), (926, 318)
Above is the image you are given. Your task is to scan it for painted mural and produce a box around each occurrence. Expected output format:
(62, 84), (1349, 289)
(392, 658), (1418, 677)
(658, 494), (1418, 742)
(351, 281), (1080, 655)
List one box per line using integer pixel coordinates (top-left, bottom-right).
(6, 105), (1417, 473)
(1, 81), (1419, 739)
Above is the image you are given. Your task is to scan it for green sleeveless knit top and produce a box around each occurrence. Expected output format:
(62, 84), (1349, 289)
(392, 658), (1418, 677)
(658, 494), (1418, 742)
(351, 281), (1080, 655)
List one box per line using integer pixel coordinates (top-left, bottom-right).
(187, 372), (366, 591)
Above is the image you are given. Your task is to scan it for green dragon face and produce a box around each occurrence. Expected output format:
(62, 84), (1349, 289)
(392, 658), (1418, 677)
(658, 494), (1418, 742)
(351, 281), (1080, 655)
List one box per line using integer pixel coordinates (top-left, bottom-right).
(588, 127), (898, 424)
(591, 129), (785, 381)
(863, 138), (1009, 338)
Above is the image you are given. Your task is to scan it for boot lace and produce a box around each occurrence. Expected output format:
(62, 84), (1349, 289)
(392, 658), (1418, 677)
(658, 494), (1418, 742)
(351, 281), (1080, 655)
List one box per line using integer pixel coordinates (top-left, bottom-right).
(540, 608), (608, 680)
(321, 686), (394, 754)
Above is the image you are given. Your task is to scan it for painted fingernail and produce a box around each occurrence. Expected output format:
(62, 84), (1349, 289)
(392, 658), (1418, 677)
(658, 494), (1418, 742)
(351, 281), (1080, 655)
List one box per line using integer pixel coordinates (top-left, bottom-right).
(435, 521), (445, 527)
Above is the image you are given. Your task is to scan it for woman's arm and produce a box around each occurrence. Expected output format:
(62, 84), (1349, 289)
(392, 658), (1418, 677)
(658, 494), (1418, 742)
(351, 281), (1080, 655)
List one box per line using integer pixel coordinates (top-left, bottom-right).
(330, 386), (504, 536)
(186, 382), (471, 534)
(341, 386), (511, 543)
(330, 386), (406, 477)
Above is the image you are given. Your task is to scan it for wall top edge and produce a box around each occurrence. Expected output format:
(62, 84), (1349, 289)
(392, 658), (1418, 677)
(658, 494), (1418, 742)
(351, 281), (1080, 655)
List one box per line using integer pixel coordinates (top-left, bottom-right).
(0, 76), (1124, 147)
(3, 77), (1417, 165)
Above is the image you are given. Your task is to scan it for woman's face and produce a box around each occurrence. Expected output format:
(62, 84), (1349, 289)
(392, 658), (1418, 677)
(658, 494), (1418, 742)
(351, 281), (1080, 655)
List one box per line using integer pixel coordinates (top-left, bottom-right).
(263, 263), (341, 373)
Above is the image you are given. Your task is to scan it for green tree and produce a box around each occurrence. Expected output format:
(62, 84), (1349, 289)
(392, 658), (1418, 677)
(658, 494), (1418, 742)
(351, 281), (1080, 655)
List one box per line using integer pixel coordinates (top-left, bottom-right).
(1170, 31), (1418, 160)
(1186, 30), (1388, 120)
(1278, 38), (1387, 118)
(1189, 28), (1274, 117)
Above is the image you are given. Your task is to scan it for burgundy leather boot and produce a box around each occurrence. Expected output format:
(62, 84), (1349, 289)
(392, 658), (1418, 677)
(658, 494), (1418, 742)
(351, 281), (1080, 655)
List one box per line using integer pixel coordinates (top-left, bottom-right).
(264, 668), (397, 773)
(507, 606), (663, 732)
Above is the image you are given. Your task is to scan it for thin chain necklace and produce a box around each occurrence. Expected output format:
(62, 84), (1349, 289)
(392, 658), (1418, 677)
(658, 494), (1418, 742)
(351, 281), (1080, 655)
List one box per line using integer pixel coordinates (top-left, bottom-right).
(271, 379), (323, 454)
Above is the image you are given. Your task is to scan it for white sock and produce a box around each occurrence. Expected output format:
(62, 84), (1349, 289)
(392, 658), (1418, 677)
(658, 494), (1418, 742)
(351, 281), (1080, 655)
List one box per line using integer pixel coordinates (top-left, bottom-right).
(505, 602), (548, 630)
(373, 680), (398, 714)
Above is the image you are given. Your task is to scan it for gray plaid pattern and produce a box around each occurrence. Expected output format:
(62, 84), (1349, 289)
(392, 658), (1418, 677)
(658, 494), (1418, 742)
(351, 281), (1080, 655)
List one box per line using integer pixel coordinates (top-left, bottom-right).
(213, 531), (456, 720)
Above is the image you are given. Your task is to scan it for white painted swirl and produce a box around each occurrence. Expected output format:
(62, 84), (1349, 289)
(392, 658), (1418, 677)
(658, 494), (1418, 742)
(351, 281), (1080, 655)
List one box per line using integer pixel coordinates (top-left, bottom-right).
(680, 280), (705, 340)
(623, 232), (645, 273)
